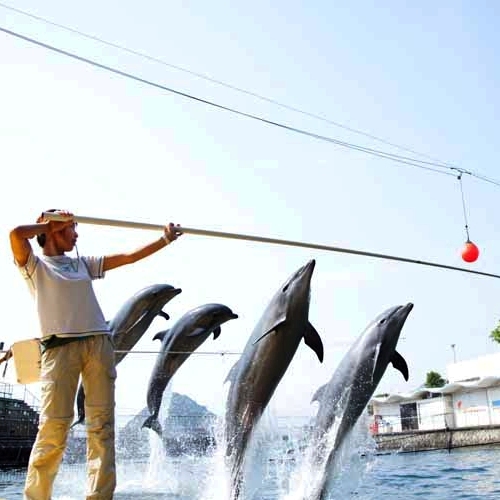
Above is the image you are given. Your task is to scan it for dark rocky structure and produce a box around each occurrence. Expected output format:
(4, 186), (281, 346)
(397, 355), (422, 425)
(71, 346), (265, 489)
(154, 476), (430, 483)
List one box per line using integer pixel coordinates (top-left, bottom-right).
(0, 382), (39, 468)
(62, 392), (219, 463)
(117, 392), (219, 459)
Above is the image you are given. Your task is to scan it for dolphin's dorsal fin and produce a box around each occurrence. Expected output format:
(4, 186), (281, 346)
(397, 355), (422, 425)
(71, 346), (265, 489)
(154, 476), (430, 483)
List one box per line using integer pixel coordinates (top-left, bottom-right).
(311, 383), (328, 404)
(252, 318), (286, 345)
(186, 327), (208, 337)
(224, 360), (239, 384)
(153, 329), (169, 342)
(303, 322), (324, 362)
(212, 326), (221, 340)
(391, 350), (409, 381)
(157, 310), (170, 321)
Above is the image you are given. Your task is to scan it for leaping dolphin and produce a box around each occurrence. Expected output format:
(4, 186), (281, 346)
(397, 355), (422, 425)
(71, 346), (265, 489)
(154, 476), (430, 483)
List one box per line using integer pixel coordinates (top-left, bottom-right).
(73, 283), (182, 426)
(224, 259), (323, 498)
(142, 303), (238, 436)
(309, 302), (413, 500)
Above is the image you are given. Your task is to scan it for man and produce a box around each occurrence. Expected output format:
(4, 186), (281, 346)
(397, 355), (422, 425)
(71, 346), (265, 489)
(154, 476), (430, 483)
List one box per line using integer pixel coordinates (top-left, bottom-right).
(9, 210), (182, 500)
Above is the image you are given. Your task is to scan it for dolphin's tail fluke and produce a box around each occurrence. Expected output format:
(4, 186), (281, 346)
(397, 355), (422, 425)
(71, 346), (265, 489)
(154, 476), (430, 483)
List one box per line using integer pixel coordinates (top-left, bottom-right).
(70, 414), (85, 429)
(73, 383), (86, 428)
(142, 415), (163, 437)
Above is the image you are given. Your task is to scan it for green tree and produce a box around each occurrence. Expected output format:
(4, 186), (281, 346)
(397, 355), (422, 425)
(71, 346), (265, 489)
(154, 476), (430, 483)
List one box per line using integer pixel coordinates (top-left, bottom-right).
(425, 370), (446, 388)
(490, 321), (500, 343)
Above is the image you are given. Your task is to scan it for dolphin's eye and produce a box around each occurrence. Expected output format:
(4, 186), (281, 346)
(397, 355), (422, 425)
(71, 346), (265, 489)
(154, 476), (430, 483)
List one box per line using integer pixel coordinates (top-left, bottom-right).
(282, 284), (289, 292)
(379, 319), (386, 325)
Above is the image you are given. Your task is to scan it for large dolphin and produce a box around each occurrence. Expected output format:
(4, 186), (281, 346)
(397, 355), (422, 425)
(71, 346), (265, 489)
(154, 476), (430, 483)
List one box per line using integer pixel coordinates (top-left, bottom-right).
(73, 283), (182, 426)
(308, 303), (413, 500)
(224, 259), (323, 498)
(142, 303), (238, 436)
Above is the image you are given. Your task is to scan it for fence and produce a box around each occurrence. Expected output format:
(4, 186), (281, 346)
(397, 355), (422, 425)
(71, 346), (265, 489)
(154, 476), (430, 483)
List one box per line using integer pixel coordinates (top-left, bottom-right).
(370, 407), (500, 435)
(0, 381), (39, 412)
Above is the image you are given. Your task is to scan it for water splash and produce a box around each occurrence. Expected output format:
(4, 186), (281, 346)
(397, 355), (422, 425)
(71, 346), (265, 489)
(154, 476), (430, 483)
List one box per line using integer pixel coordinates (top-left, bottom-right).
(202, 417), (232, 500)
(284, 412), (376, 500)
(213, 402), (295, 499)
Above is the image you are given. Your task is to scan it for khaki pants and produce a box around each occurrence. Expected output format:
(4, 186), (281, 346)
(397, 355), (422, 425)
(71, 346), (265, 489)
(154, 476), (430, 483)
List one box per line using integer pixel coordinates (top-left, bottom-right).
(24, 335), (117, 500)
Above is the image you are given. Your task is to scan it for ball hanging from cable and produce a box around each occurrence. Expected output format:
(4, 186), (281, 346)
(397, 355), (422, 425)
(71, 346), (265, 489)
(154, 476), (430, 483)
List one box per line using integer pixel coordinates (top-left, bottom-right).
(461, 240), (479, 263)
(456, 173), (479, 263)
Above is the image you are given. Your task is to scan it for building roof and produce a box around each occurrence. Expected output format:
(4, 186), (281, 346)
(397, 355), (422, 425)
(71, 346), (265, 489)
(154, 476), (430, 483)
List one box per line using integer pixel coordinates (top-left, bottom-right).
(371, 375), (500, 404)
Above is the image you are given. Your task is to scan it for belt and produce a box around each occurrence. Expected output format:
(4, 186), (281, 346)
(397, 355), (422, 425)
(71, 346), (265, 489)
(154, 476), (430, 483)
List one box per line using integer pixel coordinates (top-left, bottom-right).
(40, 334), (94, 353)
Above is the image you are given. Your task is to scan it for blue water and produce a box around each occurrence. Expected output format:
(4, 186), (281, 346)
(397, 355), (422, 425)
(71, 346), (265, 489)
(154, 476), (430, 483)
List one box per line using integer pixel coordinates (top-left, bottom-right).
(354, 446), (500, 499)
(2, 444), (500, 499)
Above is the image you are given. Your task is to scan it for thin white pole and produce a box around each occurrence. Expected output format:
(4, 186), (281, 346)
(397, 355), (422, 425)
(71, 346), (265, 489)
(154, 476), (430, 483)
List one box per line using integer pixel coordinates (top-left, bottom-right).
(43, 212), (500, 279)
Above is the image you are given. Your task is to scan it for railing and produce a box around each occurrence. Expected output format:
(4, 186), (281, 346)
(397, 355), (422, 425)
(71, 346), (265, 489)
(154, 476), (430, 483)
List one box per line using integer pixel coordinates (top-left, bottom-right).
(0, 381), (13, 399)
(370, 407), (500, 435)
(0, 381), (40, 412)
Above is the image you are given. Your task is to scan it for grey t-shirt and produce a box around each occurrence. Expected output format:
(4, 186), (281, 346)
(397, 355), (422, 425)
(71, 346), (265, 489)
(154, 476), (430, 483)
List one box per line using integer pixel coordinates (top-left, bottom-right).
(19, 252), (110, 339)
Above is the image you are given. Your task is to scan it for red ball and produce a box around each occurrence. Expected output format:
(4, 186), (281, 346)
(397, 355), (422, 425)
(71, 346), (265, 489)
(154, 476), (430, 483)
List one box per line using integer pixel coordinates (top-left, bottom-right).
(461, 240), (479, 263)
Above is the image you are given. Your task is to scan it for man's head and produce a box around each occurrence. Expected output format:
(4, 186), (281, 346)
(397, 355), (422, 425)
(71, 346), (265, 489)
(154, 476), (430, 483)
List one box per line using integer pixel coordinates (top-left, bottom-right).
(36, 209), (59, 247)
(36, 209), (78, 252)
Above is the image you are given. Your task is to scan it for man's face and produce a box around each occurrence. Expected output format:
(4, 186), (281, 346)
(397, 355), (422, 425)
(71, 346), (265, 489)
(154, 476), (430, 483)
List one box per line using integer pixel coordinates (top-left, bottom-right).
(53, 223), (78, 251)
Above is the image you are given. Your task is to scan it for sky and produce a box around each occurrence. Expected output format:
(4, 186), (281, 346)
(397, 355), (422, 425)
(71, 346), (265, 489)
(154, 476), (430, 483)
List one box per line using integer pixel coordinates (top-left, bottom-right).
(1, 1), (500, 421)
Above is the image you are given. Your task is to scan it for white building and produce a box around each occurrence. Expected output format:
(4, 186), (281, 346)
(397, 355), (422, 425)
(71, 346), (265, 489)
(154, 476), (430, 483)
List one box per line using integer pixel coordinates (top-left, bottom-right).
(369, 352), (500, 434)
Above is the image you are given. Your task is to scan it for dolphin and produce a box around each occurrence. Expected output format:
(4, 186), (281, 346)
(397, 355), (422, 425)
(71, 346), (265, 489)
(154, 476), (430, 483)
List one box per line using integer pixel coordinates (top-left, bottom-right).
(109, 284), (182, 364)
(224, 259), (323, 498)
(309, 303), (413, 500)
(142, 303), (238, 436)
(73, 283), (182, 426)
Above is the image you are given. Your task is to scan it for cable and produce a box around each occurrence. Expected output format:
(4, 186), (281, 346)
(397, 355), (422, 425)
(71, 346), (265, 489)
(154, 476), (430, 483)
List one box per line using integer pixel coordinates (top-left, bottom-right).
(457, 174), (471, 241)
(0, 1), (466, 168)
(0, 25), (457, 178)
(1, 25), (499, 190)
(113, 349), (241, 356)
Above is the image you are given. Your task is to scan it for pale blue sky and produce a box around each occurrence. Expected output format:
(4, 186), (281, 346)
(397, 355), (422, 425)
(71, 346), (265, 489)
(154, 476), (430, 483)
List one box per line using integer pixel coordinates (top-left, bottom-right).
(1, 1), (500, 419)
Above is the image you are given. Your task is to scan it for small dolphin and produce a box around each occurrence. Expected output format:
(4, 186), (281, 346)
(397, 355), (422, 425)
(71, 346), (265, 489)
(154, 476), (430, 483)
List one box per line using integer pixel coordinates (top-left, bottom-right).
(224, 259), (323, 498)
(109, 283), (182, 364)
(142, 303), (238, 436)
(73, 283), (182, 426)
(309, 303), (413, 500)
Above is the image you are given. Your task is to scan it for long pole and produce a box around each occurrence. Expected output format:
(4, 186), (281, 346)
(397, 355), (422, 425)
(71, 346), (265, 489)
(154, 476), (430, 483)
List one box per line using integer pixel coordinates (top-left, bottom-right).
(43, 212), (500, 280)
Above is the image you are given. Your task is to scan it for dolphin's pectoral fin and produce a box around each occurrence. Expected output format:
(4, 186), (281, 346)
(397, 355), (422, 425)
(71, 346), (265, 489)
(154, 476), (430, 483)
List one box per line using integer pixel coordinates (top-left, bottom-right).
(130, 312), (149, 330)
(304, 322), (324, 362)
(391, 350), (409, 381)
(252, 320), (286, 345)
(212, 326), (221, 339)
(157, 310), (170, 321)
(153, 329), (169, 342)
(252, 328), (276, 344)
(311, 383), (328, 404)
(115, 312), (149, 339)
(252, 314), (287, 345)
(371, 343), (382, 383)
(224, 360), (239, 385)
(186, 327), (208, 337)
